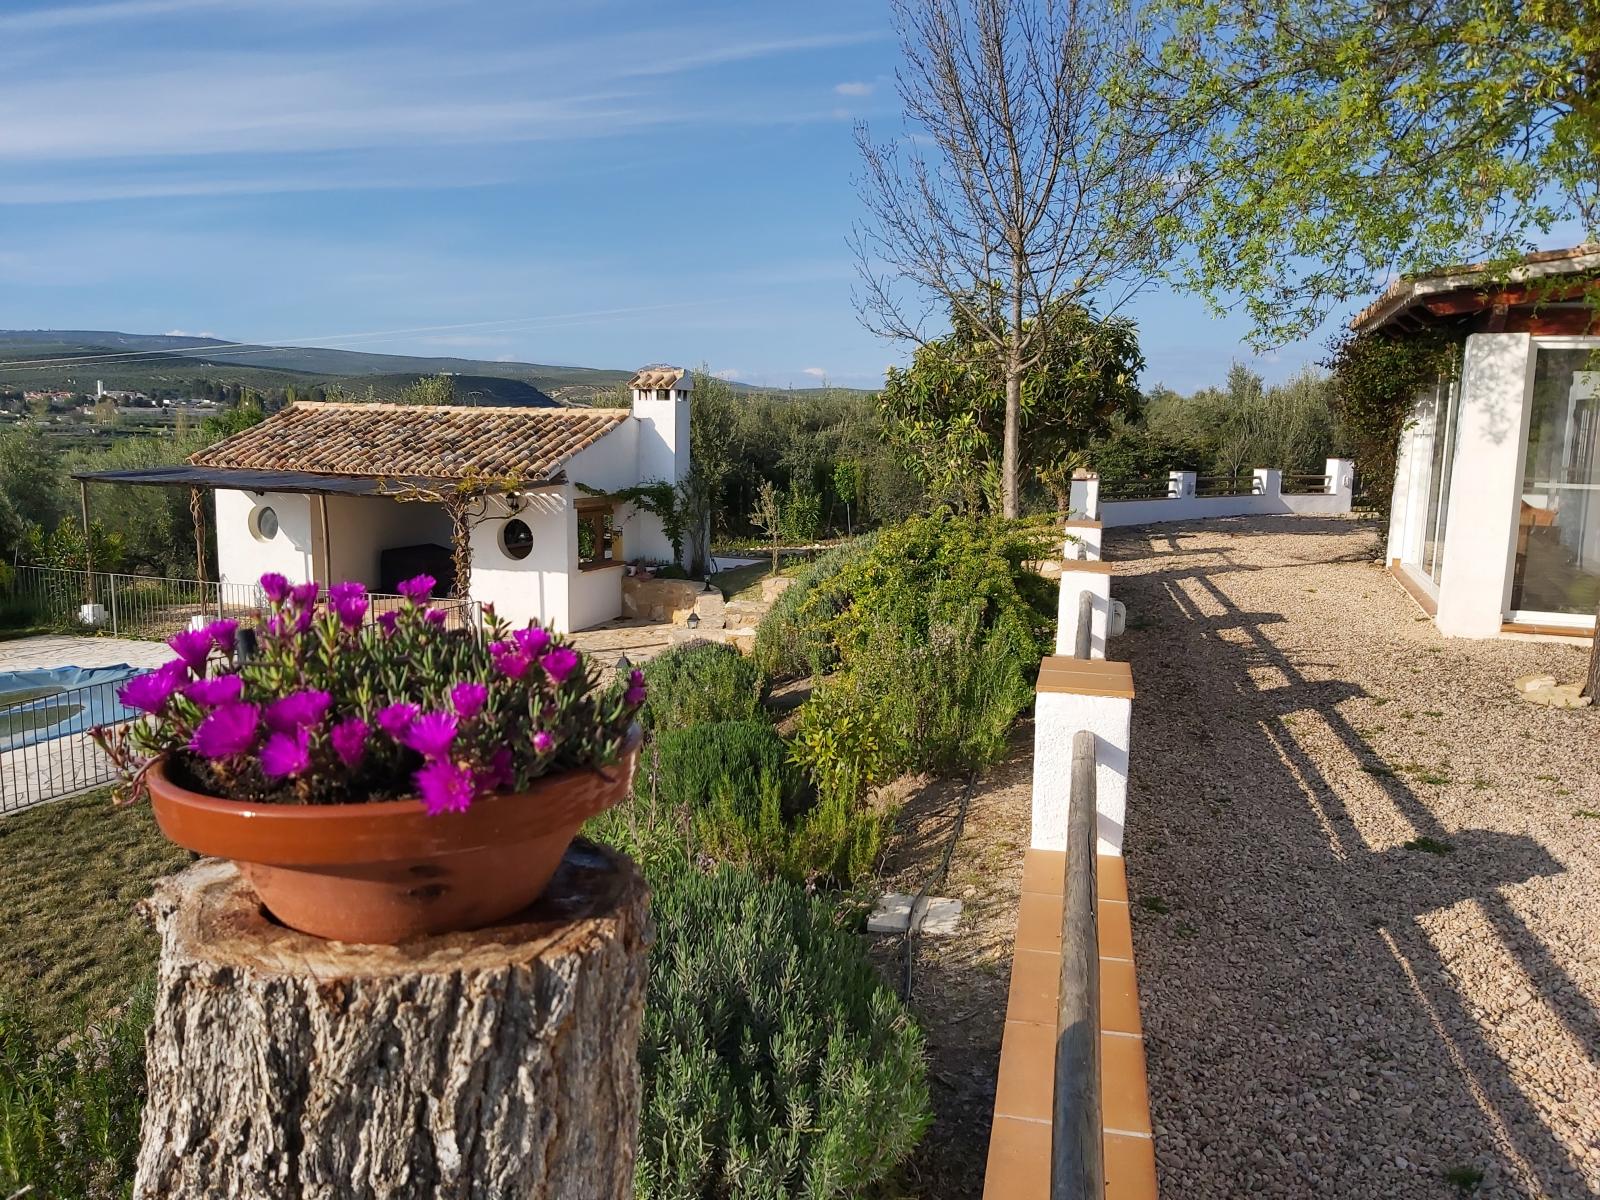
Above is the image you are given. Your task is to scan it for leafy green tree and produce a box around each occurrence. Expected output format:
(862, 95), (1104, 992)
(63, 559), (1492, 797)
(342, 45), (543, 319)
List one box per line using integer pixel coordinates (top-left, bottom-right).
(397, 374), (456, 406)
(878, 303), (1144, 513)
(1142, 0), (1600, 344)
(0, 428), (67, 537)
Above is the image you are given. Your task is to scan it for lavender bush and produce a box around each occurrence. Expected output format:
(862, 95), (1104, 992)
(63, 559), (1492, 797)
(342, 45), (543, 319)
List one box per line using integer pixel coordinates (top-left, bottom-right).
(94, 573), (644, 813)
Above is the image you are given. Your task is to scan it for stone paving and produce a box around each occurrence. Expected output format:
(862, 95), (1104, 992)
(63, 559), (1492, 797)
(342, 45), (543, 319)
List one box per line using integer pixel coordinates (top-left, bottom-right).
(0, 635), (172, 673)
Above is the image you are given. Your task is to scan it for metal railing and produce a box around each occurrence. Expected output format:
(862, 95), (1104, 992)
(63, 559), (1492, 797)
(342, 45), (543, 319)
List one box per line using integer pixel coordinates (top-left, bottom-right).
(1280, 473), (1334, 495)
(1097, 476), (1178, 502)
(0, 678), (132, 813)
(1053, 727), (1103, 1198)
(1194, 473), (1263, 497)
(3, 566), (481, 641)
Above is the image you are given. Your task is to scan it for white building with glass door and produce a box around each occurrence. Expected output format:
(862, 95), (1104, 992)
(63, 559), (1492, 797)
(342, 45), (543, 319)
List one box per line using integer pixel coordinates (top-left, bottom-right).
(1359, 245), (1600, 640)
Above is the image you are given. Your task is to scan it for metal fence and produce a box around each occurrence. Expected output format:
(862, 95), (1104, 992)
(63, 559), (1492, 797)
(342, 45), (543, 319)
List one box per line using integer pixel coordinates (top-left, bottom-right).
(0, 679), (130, 813)
(2, 566), (480, 641)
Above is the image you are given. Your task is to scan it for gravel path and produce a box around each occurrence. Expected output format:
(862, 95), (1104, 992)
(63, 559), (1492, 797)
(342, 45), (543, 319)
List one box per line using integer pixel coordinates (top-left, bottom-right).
(1113, 516), (1600, 1200)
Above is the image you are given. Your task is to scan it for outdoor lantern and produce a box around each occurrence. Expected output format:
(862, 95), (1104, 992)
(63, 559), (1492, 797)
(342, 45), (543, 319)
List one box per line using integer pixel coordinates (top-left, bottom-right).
(686, 612), (700, 630)
(702, 576), (715, 592)
(615, 654), (632, 673)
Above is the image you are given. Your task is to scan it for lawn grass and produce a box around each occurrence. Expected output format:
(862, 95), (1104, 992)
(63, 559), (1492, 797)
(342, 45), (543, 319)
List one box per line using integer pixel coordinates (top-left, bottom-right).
(709, 560), (800, 602)
(0, 789), (188, 1036)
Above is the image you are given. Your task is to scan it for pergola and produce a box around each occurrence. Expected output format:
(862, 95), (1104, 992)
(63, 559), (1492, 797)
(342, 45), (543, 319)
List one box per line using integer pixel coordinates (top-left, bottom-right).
(69, 464), (563, 592)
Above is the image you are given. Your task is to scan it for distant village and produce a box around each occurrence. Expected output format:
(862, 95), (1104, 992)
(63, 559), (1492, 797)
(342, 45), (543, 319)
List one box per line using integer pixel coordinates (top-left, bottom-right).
(2, 379), (228, 424)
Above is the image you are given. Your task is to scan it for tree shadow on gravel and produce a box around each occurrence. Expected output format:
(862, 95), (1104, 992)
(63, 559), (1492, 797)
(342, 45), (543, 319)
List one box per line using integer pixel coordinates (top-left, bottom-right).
(1118, 530), (1595, 1199)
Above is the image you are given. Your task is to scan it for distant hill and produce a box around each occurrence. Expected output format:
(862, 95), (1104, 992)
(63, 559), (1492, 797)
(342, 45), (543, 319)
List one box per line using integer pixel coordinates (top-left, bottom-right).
(0, 329), (629, 403)
(0, 330), (872, 402)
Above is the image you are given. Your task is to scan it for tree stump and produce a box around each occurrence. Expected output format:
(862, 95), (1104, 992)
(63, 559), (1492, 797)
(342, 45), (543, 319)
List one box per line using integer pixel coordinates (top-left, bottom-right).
(134, 841), (651, 1200)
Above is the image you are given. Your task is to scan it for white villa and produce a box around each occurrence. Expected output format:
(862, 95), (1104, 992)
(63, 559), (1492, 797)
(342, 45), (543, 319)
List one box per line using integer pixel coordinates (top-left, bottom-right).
(1359, 245), (1600, 640)
(77, 367), (693, 633)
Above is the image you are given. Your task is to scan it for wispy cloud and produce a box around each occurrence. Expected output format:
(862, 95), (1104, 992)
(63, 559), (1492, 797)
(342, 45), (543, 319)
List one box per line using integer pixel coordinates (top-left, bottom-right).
(834, 80), (873, 97)
(0, 171), (502, 205)
(0, 0), (375, 33)
(618, 30), (883, 78)
(164, 328), (216, 337)
(802, 366), (827, 378)
(712, 367), (742, 380)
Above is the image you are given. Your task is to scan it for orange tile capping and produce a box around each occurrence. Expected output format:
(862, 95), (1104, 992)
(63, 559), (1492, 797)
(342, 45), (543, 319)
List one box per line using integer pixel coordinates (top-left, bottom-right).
(1036, 658), (1135, 700)
(983, 851), (1157, 1200)
(1057, 559), (1114, 575)
(1062, 519), (1103, 530)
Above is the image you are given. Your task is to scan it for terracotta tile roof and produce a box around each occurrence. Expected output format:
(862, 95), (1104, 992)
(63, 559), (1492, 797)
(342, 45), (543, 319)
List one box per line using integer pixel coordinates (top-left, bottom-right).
(628, 366), (685, 390)
(189, 402), (630, 483)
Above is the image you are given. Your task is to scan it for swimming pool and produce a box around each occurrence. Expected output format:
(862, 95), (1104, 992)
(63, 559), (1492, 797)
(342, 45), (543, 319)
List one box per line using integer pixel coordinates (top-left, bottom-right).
(0, 664), (148, 752)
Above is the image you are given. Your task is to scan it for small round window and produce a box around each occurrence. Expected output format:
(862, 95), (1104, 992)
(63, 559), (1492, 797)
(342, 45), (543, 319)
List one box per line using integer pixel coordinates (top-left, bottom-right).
(501, 518), (533, 560)
(250, 505), (279, 542)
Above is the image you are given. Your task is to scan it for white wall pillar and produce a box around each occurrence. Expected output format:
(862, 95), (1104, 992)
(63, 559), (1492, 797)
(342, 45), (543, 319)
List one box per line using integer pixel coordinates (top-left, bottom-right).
(1436, 333), (1534, 637)
(1252, 468), (1282, 498)
(1325, 458), (1355, 502)
(1062, 518), (1102, 562)
(1054, 562), (1113, 658)
(1031, 658), (1134, 856)
(1069, 470), (1100, 520)
(1168, 470), (1196, 499)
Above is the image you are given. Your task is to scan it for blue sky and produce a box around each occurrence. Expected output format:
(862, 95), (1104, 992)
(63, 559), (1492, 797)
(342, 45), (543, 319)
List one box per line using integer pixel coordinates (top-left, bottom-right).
(0, 0), (1350, 392)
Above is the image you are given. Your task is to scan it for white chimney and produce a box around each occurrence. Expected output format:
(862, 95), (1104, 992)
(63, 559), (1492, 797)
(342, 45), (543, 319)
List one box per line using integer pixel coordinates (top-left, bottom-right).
(625, 365), (693, 565)
(96, 380), (104, 398)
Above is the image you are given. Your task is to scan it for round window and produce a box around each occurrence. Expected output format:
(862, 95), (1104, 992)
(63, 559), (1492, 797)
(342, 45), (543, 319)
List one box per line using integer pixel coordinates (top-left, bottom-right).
(250, 505), (279, 542)
(501, 518), (533, 560)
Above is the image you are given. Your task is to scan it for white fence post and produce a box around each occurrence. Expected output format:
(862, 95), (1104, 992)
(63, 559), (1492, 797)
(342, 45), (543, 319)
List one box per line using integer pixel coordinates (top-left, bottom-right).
(1054, 563), (1112, 658)
(1168, 470), (1196, 499)
(1031, 658), (1133, 856)
(1062, 519), (1102, 562)
(1069, 470), (1100, 520)
(1252, 467), (1282, 498)
(1325, 457), (1355, 502)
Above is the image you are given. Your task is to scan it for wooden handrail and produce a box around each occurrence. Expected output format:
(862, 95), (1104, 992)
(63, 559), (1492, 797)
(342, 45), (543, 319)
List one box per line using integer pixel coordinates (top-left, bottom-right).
(1073, 591), (1093, 660)
(1052, 727), (1104, 1199)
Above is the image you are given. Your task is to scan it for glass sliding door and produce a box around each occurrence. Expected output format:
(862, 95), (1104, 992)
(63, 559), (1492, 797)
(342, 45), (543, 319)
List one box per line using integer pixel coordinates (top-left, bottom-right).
(1420, 377), (1461, 584)
(1509, 345), (1600, 619)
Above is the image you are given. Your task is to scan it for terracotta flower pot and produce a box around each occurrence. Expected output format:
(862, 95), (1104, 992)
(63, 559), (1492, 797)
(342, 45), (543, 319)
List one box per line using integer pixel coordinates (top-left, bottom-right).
(146, 727), (641, 944)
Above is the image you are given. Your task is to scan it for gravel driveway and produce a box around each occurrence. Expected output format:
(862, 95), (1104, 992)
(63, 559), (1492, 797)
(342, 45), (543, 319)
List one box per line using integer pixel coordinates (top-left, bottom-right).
(1113, 516), (1599, 1200)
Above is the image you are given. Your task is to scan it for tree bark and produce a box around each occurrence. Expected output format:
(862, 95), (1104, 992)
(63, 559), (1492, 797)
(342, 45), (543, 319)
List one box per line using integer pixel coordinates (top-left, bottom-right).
(1002, 368), (1022, 518)
(1587, 600), (1600, 698)
(134, 843), (651, 1200)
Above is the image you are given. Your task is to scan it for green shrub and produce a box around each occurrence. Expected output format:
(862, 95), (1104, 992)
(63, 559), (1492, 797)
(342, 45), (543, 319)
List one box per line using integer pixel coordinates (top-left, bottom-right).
(751, 534), (879, 682)
(591, 720), (882, 887)
(788, 513), (1052, 780)
(0, 988), (150, 1200)
(635, 866), (929, 1200)
(639, 641), (763, 733)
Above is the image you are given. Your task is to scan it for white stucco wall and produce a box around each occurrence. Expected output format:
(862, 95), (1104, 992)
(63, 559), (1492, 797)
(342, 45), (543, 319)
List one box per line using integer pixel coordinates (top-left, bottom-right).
(1055, 567), (1111, 658)
(570, 566), (624, 631)
(1435, 333), (1535, 637)
(214, 489), (315, 587)
(468, 489), (573, 632)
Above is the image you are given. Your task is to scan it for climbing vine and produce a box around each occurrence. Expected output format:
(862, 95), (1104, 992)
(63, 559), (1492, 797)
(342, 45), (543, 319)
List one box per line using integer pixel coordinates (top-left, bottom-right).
(1324, 328), (1460, 515)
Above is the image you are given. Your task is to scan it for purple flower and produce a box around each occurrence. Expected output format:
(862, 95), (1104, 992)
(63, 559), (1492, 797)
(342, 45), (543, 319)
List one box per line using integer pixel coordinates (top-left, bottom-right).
(423, 608), (448, 627)
(490, 644), (532, 680)
(328, 581), (366, 604)
(330, 716), (369, 768)
(264, 689), (332, 734)
(259, 728), (311, 779)
(532, 729), (554, 755)
(624, 667), (647, 706)
(517, 627), (551, 656)
(415, 759), (476, 815)
(402, 711), (458, 760)
(375, 702), (419, 740)
(183, 674), (244, 708)
(205, 619), (238, 653)
(289, 581), (320, 609)
(541, 645), (581, 685)
(259, 572), (291, 603)
(119, 665), (183, 714)
(376, 610), (399, 637)
(190, 702), (260, 759)
(396, 574), (436, 604)
(333, 593), (369, 629)
(168, 628), (214, 674)
(450, 682), (488, 720)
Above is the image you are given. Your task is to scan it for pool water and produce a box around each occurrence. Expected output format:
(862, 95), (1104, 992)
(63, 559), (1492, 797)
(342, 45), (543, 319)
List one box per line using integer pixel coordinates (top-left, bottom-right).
(0, 665), (147, 751)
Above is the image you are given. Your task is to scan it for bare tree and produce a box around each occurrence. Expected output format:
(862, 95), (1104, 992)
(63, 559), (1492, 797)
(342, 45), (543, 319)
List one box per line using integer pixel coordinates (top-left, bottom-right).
(854, 0), (1187, 517)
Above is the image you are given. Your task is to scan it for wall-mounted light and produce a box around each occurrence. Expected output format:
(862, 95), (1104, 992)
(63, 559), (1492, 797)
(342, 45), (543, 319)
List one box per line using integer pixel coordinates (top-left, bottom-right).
(505, 491), (527, 515)
(686, 611), (700, 630)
